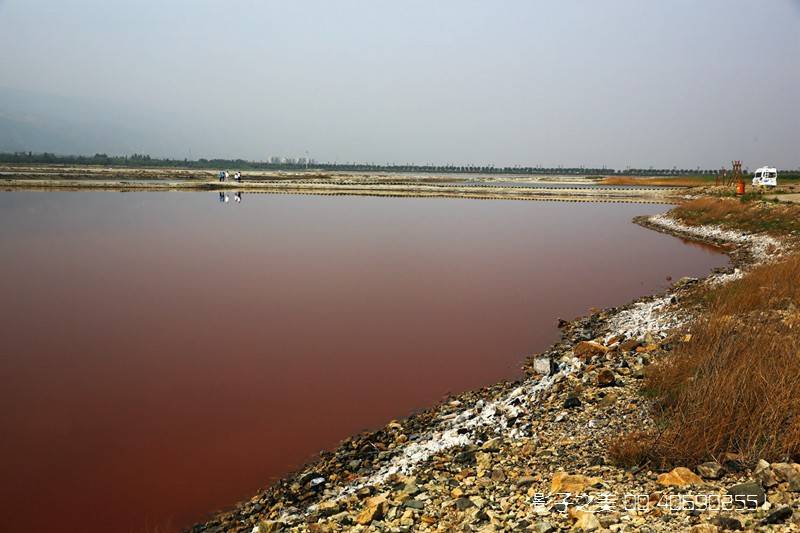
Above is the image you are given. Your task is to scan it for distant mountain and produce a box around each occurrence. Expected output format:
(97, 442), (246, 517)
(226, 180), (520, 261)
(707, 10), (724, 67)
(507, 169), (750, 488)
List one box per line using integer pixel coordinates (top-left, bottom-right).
(0, 114), (82, 153)
(0, 86), (179, 156)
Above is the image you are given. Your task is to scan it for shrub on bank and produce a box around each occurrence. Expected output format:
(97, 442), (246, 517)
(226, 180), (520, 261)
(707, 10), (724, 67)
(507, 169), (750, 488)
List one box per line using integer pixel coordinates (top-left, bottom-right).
(673, 197), (800, 235)
(611, 253), (800, 469)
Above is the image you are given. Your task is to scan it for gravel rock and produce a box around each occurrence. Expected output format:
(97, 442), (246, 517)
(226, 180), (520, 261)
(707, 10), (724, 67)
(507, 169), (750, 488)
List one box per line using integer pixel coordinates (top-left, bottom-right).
(573, 341), (609, 360)
(355, 494), (386, 525)
(712, 515), (743, 530)
(551, 472), (602, 493)
(657, 467), (703, 487)
(532, 520), (557, 533)
(770, 462), (800, 491)
(454, 497), (474, 511)
(753, 459), (779, 492)
(569, 508), (601, 531)
(596, 368), (616, 387)
(688, 525), (718, 533)
(727, 481), (766, 508)
(762, 505), (792, 525)
(696, 461), (724, 480)
(563, 394), (582, 409)
(532, 355), (557, 376)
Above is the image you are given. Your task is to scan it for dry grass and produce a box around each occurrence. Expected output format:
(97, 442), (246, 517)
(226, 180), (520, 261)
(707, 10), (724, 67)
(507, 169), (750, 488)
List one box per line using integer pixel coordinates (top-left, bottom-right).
(609, 431), (659, 468)
(603, 174), (800, 187)
(611, 253), (800, 469)
(602, 176), (713, 187)
(672, 197), (800, 235)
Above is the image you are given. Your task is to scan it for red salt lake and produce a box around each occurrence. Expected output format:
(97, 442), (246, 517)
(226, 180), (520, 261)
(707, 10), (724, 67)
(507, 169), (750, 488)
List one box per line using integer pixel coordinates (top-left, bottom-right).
(0, 192), (727, 532)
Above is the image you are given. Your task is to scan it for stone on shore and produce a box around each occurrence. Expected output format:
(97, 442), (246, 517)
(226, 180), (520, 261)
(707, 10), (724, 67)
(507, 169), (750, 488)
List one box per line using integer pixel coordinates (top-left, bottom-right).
(697, 461), (725, 479)
(355, 494), (387, 525)
(596, 368), (616, 387)
(712, 515), (743, 530)
(619, 338), (642, 352)
(573, 341), (609, 360)
(770, 462), (800, 491)
(569, 509), (601, 531)
(532, 520), (556, 533)
(315, 500), (340, 517)
(762, 505), (793, 525)
(551, 472), (601, 493)
(727, 481), (766, 508)
(254, 521), (284, 533)
(657, 467), (703, 486)
(532, 355), (556, 376)
(754, 459), (779, 488)
(563, 394), (582, 409)
(403, 499), (424, 510)
(454, 497), (474, 511)
(689, 525), (718, 533)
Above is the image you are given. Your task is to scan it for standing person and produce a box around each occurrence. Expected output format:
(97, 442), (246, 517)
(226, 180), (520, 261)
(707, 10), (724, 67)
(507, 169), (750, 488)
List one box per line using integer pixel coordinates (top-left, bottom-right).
(234, 171), (241, 182)
(218, 170), (225, 182)
(224, 170), (230, 181)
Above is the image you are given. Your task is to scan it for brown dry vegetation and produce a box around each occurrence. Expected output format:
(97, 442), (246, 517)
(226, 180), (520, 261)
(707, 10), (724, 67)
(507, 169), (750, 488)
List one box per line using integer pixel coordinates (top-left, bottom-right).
(672, 197), (800, 235)
(601, 176), (713, 187)
(603, 173), (800, 188)
(611, 253), (800, 469)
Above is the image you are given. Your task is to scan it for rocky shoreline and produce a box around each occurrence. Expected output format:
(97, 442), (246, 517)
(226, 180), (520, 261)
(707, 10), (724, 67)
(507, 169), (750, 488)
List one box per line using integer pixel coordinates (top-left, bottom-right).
(189, 211), (796, 533)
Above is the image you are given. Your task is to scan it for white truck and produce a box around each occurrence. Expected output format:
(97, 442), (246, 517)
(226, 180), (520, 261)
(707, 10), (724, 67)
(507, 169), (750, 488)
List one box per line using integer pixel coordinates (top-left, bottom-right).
(752, 166), (778, 187)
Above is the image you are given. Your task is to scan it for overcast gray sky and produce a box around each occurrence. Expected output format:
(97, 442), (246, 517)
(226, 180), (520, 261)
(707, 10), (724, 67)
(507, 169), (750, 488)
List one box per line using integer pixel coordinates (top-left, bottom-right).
(0, 0), (798, 168)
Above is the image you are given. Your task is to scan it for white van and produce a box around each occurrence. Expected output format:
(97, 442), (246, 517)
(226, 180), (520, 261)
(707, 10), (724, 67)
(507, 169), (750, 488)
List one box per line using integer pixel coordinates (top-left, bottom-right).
(752, 166), (778, 187)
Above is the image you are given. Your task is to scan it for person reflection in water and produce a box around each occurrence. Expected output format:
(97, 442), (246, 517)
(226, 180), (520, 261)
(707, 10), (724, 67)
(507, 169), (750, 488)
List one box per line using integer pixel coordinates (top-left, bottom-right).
(217, 192), (239, 204)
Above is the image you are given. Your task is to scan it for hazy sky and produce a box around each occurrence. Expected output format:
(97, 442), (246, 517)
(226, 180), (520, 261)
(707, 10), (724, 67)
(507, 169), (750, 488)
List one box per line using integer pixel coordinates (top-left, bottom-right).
(0, 0), (798, 168)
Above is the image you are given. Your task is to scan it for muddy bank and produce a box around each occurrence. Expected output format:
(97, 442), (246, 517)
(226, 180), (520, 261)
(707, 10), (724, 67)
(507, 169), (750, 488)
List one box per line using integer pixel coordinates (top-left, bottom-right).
(187, 212), (794, 533)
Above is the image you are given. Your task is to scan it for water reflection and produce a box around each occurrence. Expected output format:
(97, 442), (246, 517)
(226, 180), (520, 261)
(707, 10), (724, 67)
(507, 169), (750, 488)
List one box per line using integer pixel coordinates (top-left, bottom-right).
(218, 191), (243, 204)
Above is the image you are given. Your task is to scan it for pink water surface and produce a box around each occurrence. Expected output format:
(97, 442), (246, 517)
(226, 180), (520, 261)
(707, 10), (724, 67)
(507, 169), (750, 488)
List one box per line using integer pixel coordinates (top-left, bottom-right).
(0, 192), (727, 532)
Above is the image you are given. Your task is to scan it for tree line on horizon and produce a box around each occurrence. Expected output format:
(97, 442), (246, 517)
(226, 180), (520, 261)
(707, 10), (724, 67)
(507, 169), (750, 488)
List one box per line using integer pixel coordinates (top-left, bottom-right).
(1, 151), (795, 176)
